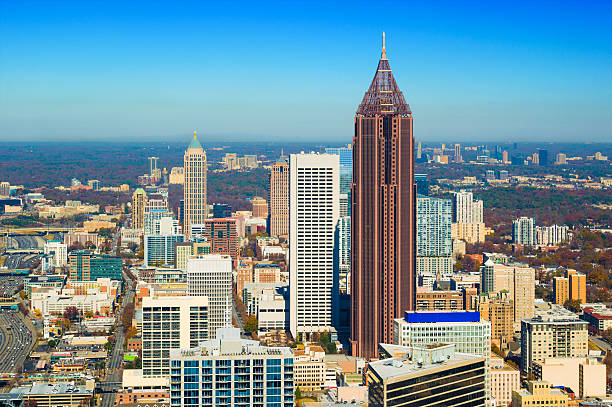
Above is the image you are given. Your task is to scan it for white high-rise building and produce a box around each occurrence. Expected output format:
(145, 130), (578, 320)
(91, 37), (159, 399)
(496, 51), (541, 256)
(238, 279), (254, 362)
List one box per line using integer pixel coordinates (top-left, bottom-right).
(183, 131), (207, 237)
(513, 217), (535, 245)
(289, 153), (339, 338)
(141, 296), (209, 377)
(336, 216), (351, 294)
(187, 255), (233, 338)
(535, 224), (569, 246)
(453, 190), (483, 223)
(43, 241), (68, 268)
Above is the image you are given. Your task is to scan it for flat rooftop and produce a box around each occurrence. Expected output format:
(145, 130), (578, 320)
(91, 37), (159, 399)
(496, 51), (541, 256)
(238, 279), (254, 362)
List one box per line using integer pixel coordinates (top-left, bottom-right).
(403, 310), (481, 323)
(370, 351), (483, 381)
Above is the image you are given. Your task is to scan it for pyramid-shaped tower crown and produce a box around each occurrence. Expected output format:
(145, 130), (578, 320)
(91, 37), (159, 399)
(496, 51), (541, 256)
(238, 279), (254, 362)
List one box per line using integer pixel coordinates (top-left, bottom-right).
(357, 33), (411, 116)
(187, 131), (203, 150)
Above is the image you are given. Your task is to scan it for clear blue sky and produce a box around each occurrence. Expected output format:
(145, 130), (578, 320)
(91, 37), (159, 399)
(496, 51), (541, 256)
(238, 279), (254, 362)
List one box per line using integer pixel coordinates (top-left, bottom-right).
(1, 0), (611, 143)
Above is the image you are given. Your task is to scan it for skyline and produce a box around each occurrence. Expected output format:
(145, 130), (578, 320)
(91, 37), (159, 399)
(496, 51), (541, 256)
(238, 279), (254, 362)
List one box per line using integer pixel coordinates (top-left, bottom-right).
(1, 1), (611, 142)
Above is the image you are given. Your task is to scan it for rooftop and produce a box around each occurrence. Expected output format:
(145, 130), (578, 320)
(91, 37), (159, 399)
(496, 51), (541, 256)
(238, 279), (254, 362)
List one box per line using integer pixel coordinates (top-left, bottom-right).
(370, 344), (484, 381)
(403, 310), (481, 324)
(17, 382), (91, 396)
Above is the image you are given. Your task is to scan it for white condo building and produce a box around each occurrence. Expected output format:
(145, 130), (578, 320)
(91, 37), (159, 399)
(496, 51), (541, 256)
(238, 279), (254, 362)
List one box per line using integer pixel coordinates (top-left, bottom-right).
(141, 296), (209, 377)
(454, 190), (483, 224)
(289, 153), (339, 338)
(43, 241), (68, 268)
(187, 255), (233, 339)
(513, 216), (535, 245)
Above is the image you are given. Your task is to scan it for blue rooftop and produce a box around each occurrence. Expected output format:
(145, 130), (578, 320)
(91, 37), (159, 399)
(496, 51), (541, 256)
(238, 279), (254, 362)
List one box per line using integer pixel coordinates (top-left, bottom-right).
(404, 311), (480, 323)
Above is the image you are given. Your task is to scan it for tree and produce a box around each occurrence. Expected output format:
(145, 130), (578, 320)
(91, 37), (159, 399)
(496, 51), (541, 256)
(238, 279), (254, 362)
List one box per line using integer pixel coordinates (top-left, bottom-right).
(18, 290), (27, 300)
(244, 315), (258, 334)
(295, 386), (302, 399)
(122, 302), (135, 332)
(63, 306), (79, 321)
(564, 299), (581, 313)
(69, 242), (84, 251)
(47, 339), (56, 348)
(18, 302), (28, 316)
(23, 399), (37, 407)
(84, 311), (94, 319)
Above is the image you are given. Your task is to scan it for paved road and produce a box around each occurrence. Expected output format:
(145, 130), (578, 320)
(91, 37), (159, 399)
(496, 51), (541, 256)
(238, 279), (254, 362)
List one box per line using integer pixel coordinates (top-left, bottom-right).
(232, 297), (245, 332)
(99, 272), (134, 407)
(0, 310), (36, 373)
(3, 254), (38, 270)
(6, 236), (44, 250)
(0, 276), (24, 297)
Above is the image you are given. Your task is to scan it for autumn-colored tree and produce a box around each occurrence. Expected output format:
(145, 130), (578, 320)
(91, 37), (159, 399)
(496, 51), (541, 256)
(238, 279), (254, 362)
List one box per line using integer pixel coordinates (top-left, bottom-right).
(63, 306), (79, 321)
(244, 315), (258, 334)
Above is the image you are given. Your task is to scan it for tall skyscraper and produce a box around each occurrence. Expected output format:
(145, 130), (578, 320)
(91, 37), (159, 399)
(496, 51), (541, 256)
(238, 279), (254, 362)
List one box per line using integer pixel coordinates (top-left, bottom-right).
(513, 216), (535, 245)
(212, 203), (232, 219)
(269, 154), (289, 237)
(414, 174), (429, 196)
(132, 188), (147, 230)
(351, 34), (416, 359)
(325, 144), (353, 217)
(204, 218), (239, 263)
(335, 216), (351, 294)
(187, 254), (233, 339)
(453, 190), (483, 223)
(416, 196), (452, 277)
(481, 261), (535, 324)
(539, 149), (549, 166)
(289, 153), (339, 339)
(0, 181), (10, 197)
(454, 143), (462, 163)
(183, 131), (207, 237)
(148, 156), (160, 183)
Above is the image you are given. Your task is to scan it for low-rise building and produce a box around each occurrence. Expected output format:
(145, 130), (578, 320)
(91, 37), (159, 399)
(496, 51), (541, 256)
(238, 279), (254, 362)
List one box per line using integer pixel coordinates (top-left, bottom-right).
(533, 357), (606, 399)
(512, 381), (568, 407)
(293, 344), (326, 392)
(581, 306), (612, 332)
(8, 382), (92, 407)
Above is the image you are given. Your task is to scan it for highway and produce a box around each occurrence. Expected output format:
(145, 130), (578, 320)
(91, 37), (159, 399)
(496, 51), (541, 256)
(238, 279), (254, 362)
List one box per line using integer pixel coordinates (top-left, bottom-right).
(99, 270), (135, 407)
(0, 310), (36, 374)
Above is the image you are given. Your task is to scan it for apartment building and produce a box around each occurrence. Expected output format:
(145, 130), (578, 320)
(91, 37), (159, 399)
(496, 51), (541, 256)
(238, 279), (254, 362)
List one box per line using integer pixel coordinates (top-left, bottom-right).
(520, 305), (588, 373)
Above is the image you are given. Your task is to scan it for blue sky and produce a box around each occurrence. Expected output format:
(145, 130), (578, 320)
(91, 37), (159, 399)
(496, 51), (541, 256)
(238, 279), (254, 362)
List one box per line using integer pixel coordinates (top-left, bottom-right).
(1, 0), (611, 143)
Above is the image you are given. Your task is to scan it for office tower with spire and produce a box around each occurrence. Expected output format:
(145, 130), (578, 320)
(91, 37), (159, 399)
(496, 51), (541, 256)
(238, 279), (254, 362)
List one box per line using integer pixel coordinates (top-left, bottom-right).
(269, 152), (289, 237)
(183, 131), (207, 236)
(351, 34), (416, 359)
(132, 188), (147, 230)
